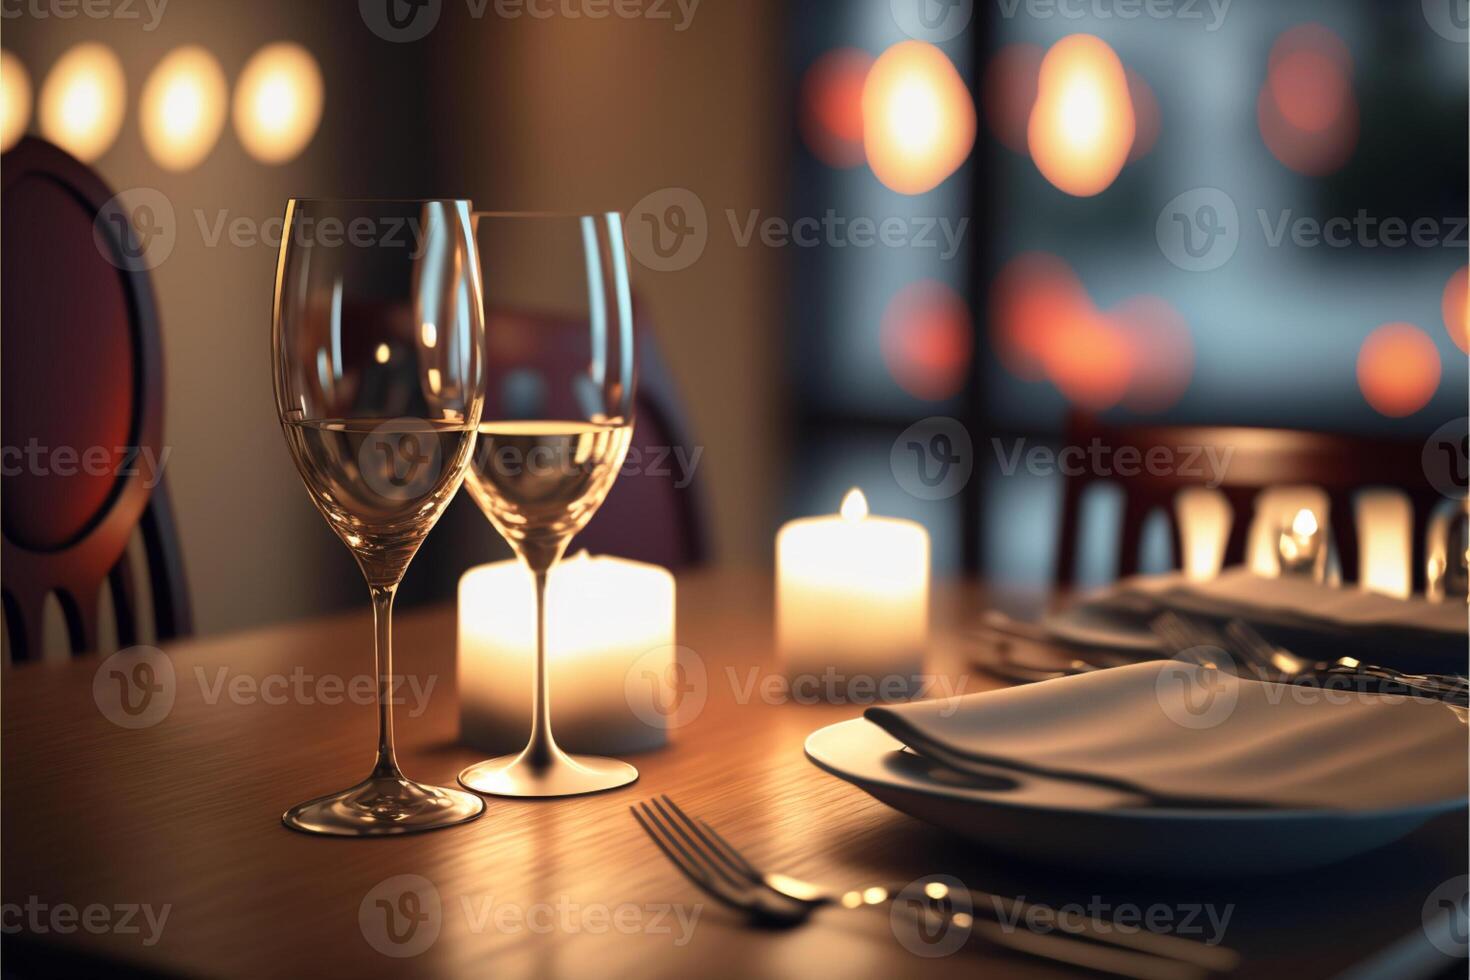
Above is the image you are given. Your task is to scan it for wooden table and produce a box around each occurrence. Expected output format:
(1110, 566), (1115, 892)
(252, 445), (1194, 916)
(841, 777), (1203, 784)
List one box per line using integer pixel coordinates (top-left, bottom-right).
(3, 569), (1465, 978)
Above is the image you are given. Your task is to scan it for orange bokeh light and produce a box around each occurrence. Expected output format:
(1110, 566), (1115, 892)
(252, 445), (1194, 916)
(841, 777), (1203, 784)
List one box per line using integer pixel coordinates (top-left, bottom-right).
(1109, 295), (1194, 412)
(1042, 307), (1133, 410)
(881, 280), (974, 401)
(981, 43), (1042, 155)
(1027, 34), (1135, 197)
(800, 48), (874, 169)
(862, 40), (976, 195)
(1442, 267), (1468, 354)
(1259, 24), (1357, 176)
(1125, 69), (1159, 162)
(1356, 322), (1441, 418)
(989, 252), (1092, 381)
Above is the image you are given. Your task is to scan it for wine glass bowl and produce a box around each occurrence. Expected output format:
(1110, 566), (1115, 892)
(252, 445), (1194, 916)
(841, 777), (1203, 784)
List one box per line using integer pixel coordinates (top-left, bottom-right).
(457, 212), (641, 798)
(272, 199), (487, 835)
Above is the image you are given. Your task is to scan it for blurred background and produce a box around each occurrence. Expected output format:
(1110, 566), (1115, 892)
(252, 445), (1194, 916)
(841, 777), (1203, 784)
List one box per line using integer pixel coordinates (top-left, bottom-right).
(2, 0), (1465, 642)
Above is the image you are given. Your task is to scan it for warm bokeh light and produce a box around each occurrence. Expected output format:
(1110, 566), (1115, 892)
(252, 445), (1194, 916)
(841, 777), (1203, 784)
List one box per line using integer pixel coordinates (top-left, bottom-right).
(1108, 294), (1194, 412)
(233, 42), (323, 164)
(140, 46), (228, 171)
(1, 49), (32, 153)
(1442, 267), (1468, 354)
(1357, 491), (1411, 599)
(1268, 24), (1352, 131)
(1176, 488), (1231, 581)
(861, 40), (976, 195)
(981, 43), (1041, 155)
(800, 48), (873, 169)
(1041, 306), (1133, 410)
(1125, 69), (1159, 162)
(38, 43), (126, 162)
(1356, 322), (1441, 417)
(1258, 24), (1357, 176)
(1027, 34), (1135, 197)
(989, 251), (1091, 381)
(880, 279), (973, 401)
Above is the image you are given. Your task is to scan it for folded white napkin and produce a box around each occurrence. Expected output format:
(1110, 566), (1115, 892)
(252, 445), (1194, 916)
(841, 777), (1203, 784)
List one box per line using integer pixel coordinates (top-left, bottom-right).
(867, 661), (1469, 810)
(1065, 569), (1467, 669)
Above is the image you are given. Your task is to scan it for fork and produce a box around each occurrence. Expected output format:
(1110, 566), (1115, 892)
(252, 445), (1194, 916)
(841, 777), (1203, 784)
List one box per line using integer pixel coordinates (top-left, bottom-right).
(632, 795), (1238, 978)
(1221, 619), (1468, 706)
(1151, 613), (1271, 681)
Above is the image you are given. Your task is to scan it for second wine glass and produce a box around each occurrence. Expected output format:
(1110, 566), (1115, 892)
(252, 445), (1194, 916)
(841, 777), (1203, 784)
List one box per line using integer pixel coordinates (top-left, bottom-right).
(458, 212), (640, 797)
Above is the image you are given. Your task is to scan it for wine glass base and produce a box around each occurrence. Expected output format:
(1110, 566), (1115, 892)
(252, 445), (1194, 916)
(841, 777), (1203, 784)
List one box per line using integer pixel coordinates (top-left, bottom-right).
(458, 753), (639, 798)
(283, 774), (486, 836)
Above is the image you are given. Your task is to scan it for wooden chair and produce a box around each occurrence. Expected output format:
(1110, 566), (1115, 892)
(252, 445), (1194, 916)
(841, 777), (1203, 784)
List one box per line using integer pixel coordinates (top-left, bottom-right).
(1054, 411), (1447, 592)
(1, 137), (191, 661)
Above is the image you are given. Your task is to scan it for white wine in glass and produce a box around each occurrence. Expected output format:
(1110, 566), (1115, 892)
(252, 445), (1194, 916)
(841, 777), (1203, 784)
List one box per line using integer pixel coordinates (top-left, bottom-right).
(458, 212), (641, 798)
(273, 199), (487, 835)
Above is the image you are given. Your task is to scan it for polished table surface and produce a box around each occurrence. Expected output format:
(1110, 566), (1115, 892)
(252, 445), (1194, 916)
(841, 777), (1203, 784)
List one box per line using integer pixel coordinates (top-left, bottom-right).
(3, 568), (1465, 979)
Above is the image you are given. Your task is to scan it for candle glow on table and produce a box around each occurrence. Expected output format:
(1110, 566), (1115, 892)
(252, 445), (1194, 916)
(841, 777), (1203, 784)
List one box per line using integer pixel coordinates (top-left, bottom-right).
(777, 489), (929, 694)
(459, 553), (675, 755)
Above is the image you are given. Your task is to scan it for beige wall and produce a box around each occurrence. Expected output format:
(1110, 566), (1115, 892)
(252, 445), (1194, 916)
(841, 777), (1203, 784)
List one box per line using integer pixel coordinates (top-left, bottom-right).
(439, 1), (788, 569)
(5, 1), (787, 636)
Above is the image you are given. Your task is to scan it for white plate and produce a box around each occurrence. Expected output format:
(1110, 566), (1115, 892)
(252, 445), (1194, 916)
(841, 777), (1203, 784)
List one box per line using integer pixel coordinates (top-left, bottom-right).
(805, 717), (1464, 876)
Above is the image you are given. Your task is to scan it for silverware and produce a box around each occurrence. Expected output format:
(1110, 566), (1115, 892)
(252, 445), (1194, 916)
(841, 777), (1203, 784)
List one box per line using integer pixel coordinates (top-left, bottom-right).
(879, 728), (1281, 812)
(1221, 619), (1467, 705)
(1151, 613), (1272, 681)
(631, 795), (1237, 978)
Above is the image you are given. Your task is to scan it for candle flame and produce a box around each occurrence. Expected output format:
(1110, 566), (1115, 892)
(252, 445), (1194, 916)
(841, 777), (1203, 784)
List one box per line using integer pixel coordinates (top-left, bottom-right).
(840, 488), (868, 522)
(1291, 508), (1318, 538)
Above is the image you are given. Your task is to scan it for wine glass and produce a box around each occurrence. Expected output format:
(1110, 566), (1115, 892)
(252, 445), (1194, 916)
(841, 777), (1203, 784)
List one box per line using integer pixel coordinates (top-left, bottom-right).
(272, 199), (487, 835)
(457, 212), (639, 797)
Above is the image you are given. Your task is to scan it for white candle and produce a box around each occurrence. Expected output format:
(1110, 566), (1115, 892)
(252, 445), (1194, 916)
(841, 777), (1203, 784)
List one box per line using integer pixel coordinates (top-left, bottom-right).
(776, 488), (929, 696)
(458, 552), (676, 755)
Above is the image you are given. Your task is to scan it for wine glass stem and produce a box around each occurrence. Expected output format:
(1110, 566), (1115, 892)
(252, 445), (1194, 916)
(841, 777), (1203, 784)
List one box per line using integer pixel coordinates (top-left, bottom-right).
(369, 584), (403, 779)
(521, 537), (571, 770)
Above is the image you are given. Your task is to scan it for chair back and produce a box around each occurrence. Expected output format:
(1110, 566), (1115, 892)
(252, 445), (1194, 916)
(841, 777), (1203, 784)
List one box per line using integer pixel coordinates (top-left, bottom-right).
(1055, 411), (1445, 592)
(1, 137), (191, 660)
